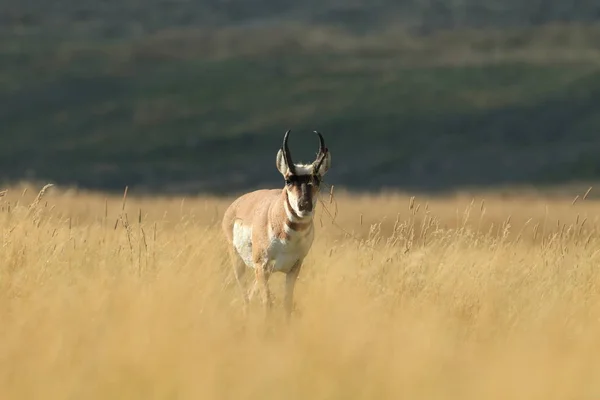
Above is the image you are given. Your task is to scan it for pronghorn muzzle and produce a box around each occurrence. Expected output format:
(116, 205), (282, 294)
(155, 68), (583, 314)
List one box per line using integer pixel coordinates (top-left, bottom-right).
(298, 184), (313, 213)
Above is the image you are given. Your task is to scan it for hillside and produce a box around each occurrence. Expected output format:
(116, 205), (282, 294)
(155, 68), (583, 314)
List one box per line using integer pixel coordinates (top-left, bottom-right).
(3, 2), (600, 194)
(3, 0), (600, 35)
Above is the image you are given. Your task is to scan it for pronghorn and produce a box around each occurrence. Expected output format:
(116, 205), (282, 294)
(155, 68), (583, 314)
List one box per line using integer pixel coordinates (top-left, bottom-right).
(222, 130), (331, 318)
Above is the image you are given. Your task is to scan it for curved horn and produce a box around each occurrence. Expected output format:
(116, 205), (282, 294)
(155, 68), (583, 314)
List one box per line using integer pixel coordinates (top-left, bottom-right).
(316, 131), (325, 156)
(313, 130), (328, 171)
(282, 130), (296, 174)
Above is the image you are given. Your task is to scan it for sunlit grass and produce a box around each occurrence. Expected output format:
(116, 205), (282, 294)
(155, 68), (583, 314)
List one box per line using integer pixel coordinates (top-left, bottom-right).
(1, 183), (600, 399)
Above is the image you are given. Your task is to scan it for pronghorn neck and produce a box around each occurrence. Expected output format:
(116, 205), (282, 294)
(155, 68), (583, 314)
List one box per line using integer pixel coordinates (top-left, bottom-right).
(268, 188), (314, 241)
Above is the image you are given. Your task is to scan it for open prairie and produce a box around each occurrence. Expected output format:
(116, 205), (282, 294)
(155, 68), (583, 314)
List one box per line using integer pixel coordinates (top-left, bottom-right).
(1, 183), (600, 399)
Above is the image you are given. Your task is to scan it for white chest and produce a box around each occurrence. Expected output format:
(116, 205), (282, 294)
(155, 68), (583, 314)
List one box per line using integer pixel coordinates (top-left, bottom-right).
(267, 226), (314, 274)
(232, 221), (315, 273)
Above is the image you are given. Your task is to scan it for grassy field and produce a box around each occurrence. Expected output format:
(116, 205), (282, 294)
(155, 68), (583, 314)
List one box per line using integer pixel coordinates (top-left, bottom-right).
(1, 182), (600, 399)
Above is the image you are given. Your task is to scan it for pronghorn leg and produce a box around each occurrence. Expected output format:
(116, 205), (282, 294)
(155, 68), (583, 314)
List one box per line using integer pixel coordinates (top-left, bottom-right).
(284, 260), (303, 321)
(254, 260), (273, 318)
(228, 247), (249, 309)
(247, 279), (259, 303)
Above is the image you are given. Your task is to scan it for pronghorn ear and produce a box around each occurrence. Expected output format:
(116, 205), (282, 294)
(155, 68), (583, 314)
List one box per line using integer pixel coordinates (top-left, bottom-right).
(315, 151), (331, 176)
(276, 148), (289, 176)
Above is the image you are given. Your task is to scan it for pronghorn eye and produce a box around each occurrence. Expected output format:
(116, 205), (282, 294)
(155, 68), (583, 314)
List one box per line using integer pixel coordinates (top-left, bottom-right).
(285, 179), (292, 186)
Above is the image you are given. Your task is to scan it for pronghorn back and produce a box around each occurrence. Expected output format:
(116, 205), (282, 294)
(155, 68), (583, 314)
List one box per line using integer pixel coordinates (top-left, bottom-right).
(221, 189), (280, 244)
(222, 189), (279, 269)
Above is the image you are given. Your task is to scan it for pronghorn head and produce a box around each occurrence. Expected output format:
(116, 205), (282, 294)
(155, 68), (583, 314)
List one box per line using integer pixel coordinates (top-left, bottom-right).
(276, 130), (331, 217)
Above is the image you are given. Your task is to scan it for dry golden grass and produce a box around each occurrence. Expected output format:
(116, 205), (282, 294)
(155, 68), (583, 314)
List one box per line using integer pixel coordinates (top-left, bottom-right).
(1, 183), (600, 399)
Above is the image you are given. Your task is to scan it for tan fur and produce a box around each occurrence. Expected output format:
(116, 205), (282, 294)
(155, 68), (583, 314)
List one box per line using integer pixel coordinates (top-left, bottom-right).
(222, 188), (306, 261)
(222, 130), (330, 319)
(222, 187), (316, 319)
(222, 188), (281, 247)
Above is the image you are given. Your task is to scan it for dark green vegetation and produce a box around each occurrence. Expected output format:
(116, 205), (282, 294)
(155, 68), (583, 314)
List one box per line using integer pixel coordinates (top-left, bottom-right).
(3, 0), (600, 34)
(3, 1), (600, 194)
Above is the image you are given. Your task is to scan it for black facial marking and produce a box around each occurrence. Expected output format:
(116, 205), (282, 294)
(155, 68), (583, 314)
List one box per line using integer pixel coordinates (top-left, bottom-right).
(285, 174), (321, 187)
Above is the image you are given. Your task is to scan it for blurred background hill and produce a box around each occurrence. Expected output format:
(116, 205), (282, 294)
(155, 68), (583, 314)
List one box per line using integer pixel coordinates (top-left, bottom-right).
(3, 0), (600, 194)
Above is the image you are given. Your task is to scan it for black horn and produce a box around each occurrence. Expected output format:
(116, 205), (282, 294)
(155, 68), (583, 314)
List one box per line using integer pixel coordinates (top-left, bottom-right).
(313, 131), (328, 171)
(282, 130), (296, 174)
